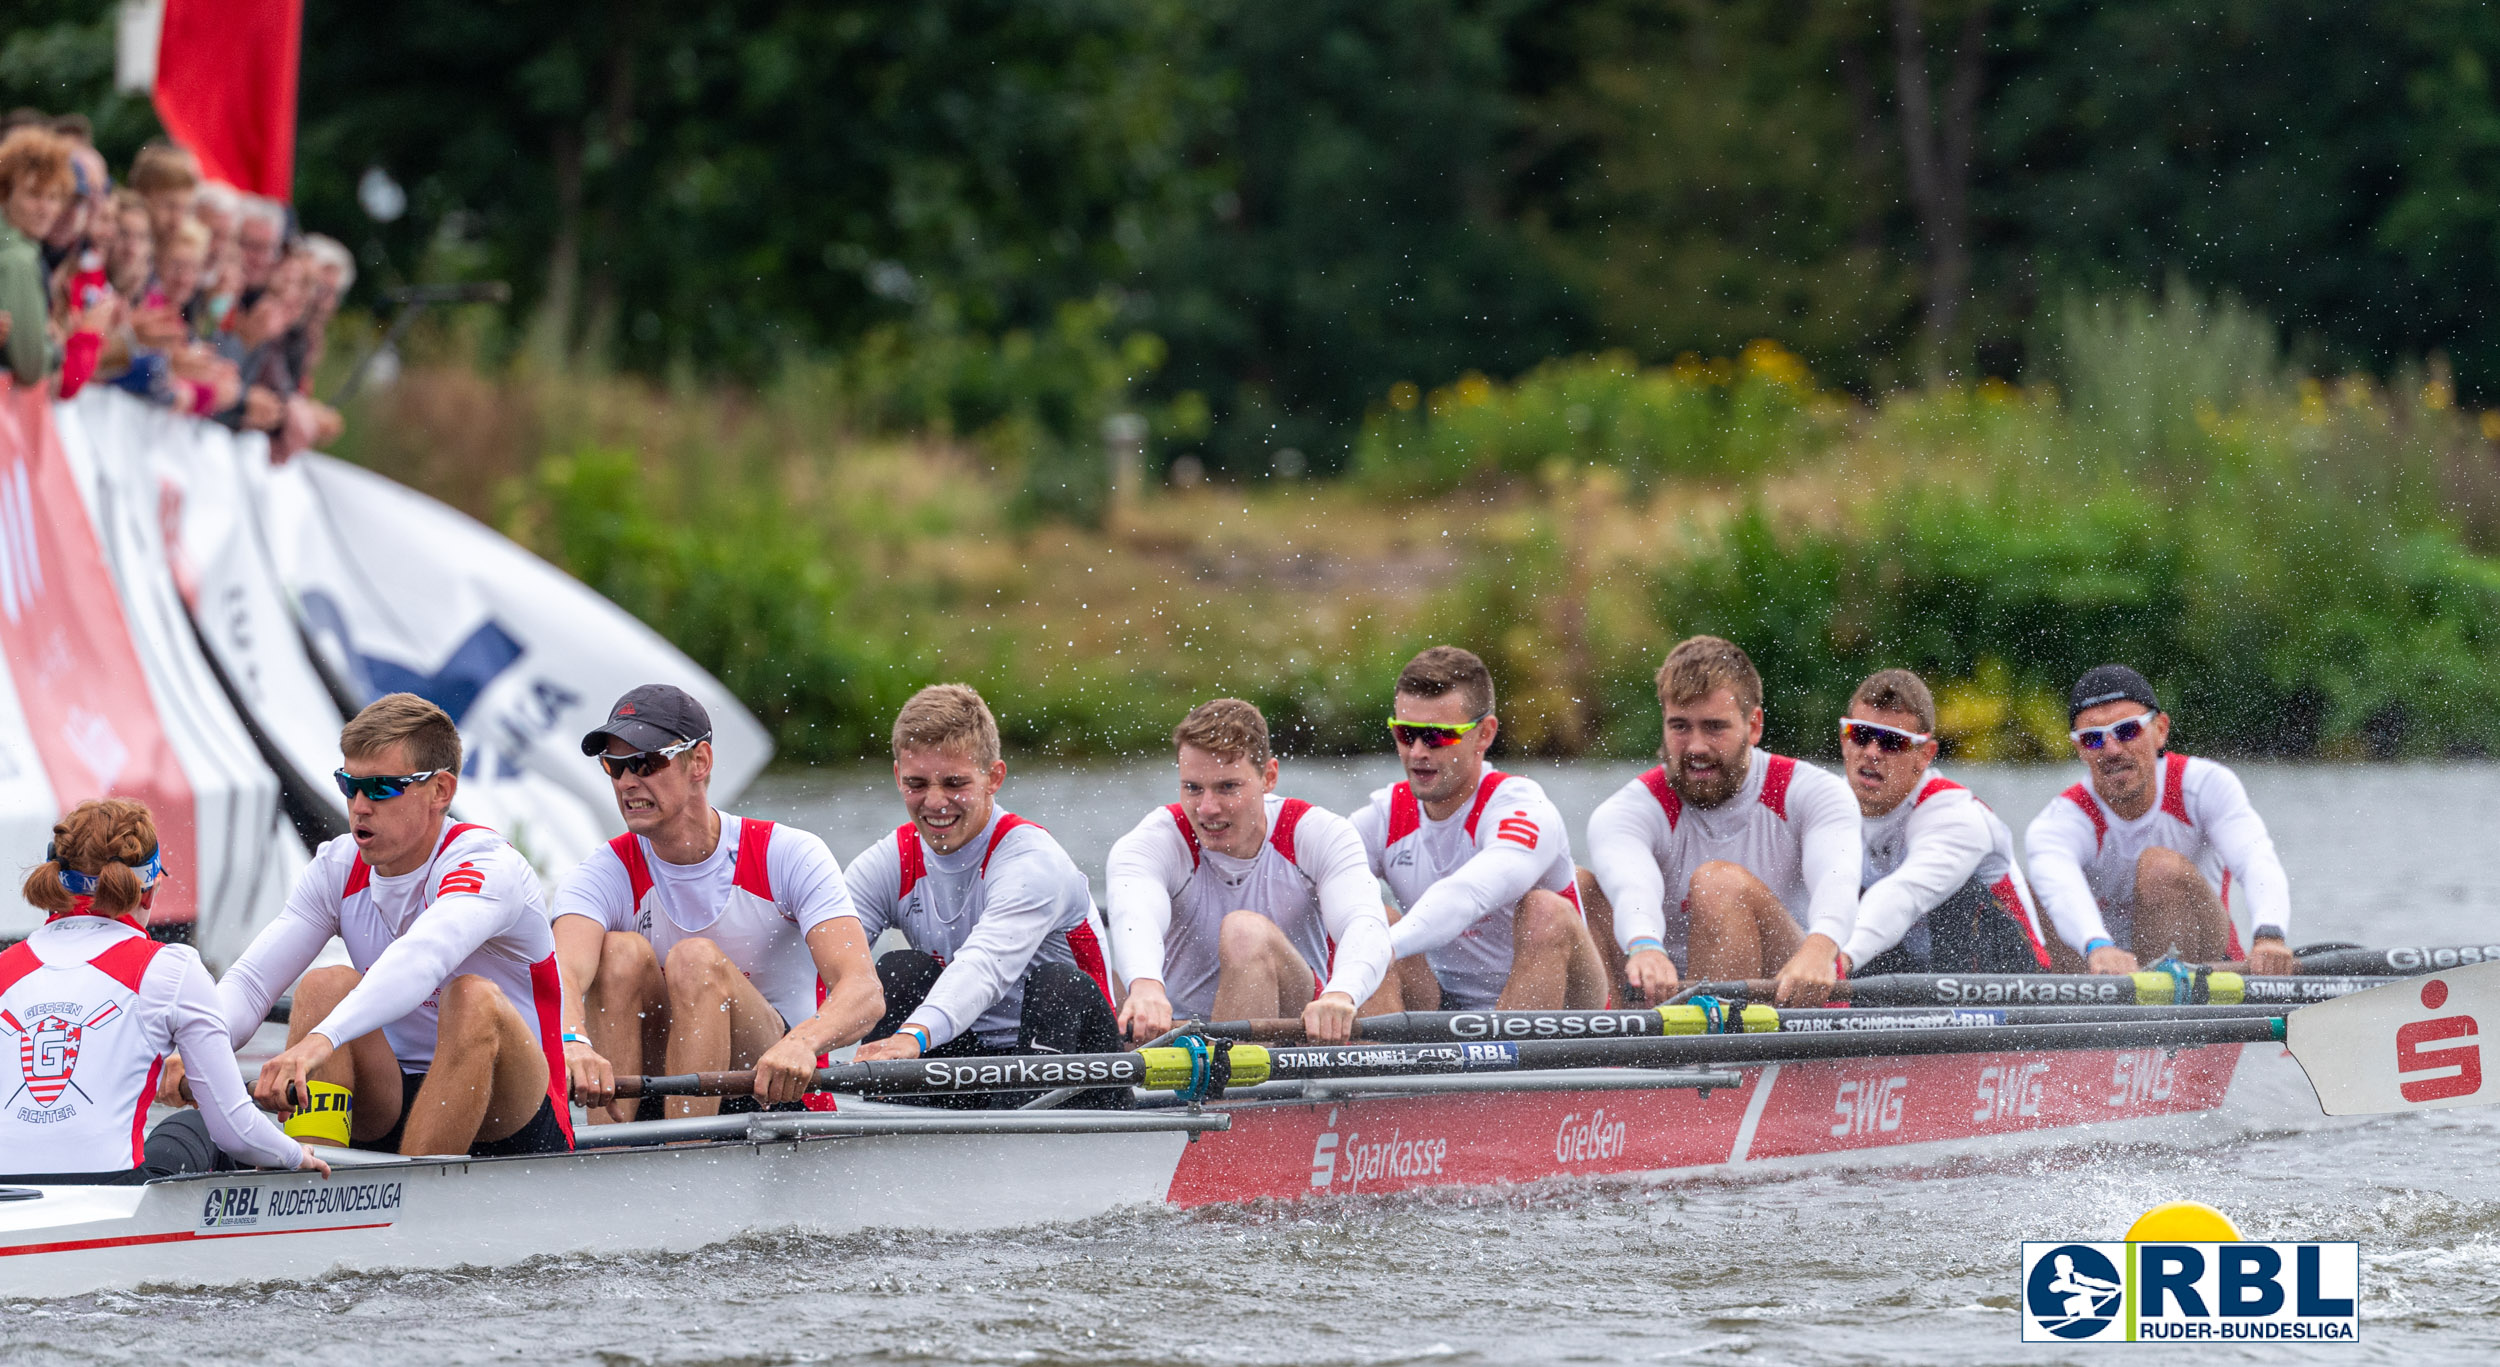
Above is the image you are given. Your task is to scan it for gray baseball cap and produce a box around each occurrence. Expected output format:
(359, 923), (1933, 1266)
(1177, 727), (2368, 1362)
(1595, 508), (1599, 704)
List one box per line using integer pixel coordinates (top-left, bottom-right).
(581, 684), (712, 755)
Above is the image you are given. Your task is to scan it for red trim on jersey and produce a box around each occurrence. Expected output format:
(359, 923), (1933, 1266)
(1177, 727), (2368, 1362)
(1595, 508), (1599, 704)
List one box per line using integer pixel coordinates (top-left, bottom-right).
(610, 832), (653, 907)
(1757, 755), (1796, 820)
(130, 1055), (165, 1168)
(894, 823), (925, 900)
(1990, 875), (2053, 969)
(1166, 803), (1202, 870)
(1914, 775), (1964, 805)
(1387, 783), (1422, 845)
(2061, 784), (2108, 849)
(1462, 771), (1509, 840)
(981, 813), (1036, 874)
(342, 856), (370, 898)
(0, 940), (41, 997)
(731, 818), (776, 900)
(1638, 766), (1682, 830)
(1065, 922), (1115, 1004)
(85, 936), (165, 992)
(2220, 867), (2232, 910)
(2159, 752), (2194, 826)
(527, 955), (576, 1148)
(1270, 798), (1311, 864)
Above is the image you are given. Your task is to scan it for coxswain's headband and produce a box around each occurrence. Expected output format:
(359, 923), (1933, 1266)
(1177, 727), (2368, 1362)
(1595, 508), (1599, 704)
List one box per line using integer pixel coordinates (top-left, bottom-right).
(48, 839), (165, 896)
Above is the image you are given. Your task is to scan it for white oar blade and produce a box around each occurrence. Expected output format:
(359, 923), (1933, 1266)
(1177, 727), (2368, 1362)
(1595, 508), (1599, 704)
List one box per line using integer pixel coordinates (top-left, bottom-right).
(2286, 960), (2500, 1115)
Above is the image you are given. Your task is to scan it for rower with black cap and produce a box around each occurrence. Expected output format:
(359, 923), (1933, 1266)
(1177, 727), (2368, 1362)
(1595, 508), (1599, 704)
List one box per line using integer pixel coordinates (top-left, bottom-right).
(549, 685), (882, 1122)
(2023, 664), (2296, 976)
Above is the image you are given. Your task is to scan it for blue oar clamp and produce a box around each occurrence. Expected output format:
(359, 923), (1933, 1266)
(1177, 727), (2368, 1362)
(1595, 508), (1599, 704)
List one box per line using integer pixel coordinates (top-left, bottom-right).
(2148, 956), (2195, 1005)
(1690, 994), (1736, 1034)
(1170, 1034), (1236, 1104)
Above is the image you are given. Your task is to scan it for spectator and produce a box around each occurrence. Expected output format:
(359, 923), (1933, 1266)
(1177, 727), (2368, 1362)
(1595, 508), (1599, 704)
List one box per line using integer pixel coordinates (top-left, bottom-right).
(233, 196), (286, 305)
(299, 234), (355, 380)
(0, 126), (73, 385)
(127, 142), (199, 252)
(107, 190), (152, 297)
(191, 181), (241, 331)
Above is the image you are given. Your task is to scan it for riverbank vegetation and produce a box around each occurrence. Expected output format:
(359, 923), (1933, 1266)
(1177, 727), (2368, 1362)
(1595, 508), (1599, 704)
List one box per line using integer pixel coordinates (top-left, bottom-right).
(336, 286), (2500, 766)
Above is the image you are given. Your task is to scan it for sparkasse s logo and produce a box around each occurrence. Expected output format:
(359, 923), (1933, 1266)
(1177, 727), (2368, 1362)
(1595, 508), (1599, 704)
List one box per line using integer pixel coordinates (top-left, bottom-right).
(2019, 1203), (2358, 1344)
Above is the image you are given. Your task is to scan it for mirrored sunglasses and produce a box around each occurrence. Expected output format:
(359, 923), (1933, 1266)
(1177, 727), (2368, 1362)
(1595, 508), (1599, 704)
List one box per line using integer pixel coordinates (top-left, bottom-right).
(334, 769), (443, 801)
(1839, 719), (1932, 753)
(1387, 715), (1489, 749)
(597, 735), (707, 778)
(2070, 711), (2157, 750)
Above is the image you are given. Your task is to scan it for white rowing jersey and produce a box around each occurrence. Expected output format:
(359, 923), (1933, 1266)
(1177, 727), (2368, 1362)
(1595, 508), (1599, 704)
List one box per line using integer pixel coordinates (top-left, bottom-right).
(844, 809), (1109, 1050)
(2, 915), (298, 1175)
(2023, 751), (2290, 955)
(550, 812), (857, 1028)
(1584, 749), (1861, 969)
(218, 822), (571, 1144)
(1847, 771), (2048, 970)
(1350, 770), (1579, 1010)
(1103, 794), (1393, 1018)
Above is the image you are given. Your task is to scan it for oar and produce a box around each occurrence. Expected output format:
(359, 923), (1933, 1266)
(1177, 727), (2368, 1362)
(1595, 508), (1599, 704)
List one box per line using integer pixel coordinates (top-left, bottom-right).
(613, 1015), (2283, 1101)
(1674, 970), (2382, 1008)
(2286, 944), (2500, 977)
(1200, 1001), (2293, 1045)
(2285, 958), (2500, 1115)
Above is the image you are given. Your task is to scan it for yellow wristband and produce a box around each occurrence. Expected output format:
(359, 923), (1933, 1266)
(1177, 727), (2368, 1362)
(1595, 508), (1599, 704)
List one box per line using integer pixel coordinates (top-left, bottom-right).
(281, 1080), (353, 1146)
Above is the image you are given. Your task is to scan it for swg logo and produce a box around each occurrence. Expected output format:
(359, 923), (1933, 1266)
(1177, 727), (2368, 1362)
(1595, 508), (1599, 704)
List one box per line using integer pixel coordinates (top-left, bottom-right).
(2396, 978), (2481, 1103)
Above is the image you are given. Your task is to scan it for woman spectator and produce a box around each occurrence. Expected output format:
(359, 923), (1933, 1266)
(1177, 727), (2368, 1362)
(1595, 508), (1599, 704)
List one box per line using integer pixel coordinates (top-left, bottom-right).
(0, 125), (72, 385)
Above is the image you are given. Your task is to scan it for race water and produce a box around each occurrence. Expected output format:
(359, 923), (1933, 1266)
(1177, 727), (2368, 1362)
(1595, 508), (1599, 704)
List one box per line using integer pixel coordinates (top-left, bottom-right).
(13, 760), (2500, 1365)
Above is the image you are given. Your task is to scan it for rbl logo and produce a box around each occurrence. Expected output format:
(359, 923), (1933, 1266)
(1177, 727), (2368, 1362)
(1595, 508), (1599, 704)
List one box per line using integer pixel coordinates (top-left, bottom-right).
(2395, 977), (2480, 1103)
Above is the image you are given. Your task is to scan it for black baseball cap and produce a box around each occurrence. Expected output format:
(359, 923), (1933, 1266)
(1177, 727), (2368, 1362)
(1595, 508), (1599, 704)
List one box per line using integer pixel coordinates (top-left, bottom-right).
(2067, 664), (2160, 723)
(581, 684), (712, 755)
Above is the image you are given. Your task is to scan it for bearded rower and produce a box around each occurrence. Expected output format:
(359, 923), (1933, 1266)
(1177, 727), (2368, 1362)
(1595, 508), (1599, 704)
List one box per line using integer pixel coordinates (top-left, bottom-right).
(213, 695), (573, 1156)
(1352, 647), (1605, 1011)
(1582, 636), (1859, 1005)
(3, 800), (327, 1184)
(2025, 665), (2295, 975)
(1834, 669), (2051, 976)
(1105, 698), (1394, 1044)
(551, 685), (882, 1122)
(843, 685), (1122, 1104)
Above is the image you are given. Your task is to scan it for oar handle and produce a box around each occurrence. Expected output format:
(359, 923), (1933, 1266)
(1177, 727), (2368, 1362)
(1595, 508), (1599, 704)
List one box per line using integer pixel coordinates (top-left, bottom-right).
(611, 1071), (757, 1100)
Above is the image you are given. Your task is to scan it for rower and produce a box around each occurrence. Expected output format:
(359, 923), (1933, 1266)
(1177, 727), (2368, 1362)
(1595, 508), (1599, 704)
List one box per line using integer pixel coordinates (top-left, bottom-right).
(550, 685), (882, 1122)
(1582, 635), (1859, 1005)
(2024, 665), (2295, 975)
(1105, 698), (1395, 1044)
(843, 685), (1123, 1106)
(1, 800), (328, 1184)
(1833, 669), (2052, 976)
(216, 694), (573, 1156)
(1352, 646), (1606, 1011)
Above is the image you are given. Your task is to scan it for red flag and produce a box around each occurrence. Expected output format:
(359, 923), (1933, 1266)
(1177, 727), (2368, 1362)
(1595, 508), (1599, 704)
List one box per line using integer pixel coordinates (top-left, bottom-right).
(150, 0), (302, 202)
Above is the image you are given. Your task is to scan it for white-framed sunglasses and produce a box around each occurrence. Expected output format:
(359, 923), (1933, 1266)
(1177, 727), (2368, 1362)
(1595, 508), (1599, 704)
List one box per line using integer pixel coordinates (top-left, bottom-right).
(1838, 718), (1932, 753)
(596, 734), (708, 778)
(2069, 711), (2157, 750)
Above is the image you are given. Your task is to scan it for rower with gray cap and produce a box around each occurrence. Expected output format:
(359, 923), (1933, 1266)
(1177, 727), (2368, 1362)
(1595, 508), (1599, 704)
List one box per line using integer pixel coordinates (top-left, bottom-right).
(548, 684), (885, 1122)
(2023, 664), (2296, 976)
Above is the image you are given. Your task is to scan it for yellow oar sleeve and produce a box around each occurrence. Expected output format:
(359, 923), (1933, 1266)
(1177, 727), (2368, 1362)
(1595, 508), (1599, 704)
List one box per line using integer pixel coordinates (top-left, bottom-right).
(281, 1080), (352, 1145)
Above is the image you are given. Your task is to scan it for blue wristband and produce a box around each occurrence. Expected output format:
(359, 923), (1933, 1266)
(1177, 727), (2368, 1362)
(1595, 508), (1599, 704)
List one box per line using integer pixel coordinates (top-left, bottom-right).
(562, 1032), (591, 1046)
(1627, 937), (1665, 956)
(900, 1023), (932, 1051)
(2084, 937), (2114, 955)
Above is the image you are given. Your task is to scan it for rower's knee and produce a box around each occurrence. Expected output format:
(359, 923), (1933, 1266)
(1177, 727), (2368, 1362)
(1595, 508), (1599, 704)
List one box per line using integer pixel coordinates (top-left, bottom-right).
(1513, 890), (1581, 958)
(1217, 909), (1287, 967)
(597, 931), (658, 989)
(293, 964), (363, 1018)
(2135, 847), (2209, 904)
(1686, 861), (1757, 915)
(664, 936), (738, 1005)
(435, 974), (508, 1044)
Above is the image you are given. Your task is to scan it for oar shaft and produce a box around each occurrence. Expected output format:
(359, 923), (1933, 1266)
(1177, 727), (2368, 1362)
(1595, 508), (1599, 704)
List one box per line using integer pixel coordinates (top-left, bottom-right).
(1306, 1002), (2286, 1044)
(1828, 971), (2377, 1007)
(2291, 945), (2500, 977)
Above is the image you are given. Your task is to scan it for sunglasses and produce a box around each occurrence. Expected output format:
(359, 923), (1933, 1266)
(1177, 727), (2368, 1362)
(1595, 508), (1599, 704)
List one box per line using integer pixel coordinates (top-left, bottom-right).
(597, 735), (706, 779)
(1387, 714), (1490, 749)
(334, 769), (443, 802)
(2070, 711), (2157, 750)
(1839, 719), (1932, 754)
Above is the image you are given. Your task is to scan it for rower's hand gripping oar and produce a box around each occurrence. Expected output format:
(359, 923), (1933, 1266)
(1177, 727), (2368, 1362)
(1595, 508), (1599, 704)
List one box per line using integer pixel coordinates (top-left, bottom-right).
(2285, 958), (2500, 1115)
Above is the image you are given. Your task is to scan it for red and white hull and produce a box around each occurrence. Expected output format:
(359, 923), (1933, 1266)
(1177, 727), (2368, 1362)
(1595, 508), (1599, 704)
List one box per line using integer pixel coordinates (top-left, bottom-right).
(0, 1041), (2327, 1298)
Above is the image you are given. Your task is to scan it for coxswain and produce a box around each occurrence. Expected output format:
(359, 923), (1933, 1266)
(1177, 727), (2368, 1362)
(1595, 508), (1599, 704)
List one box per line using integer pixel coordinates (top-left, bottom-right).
(550, 685), (882, 1122)
(1352, 646), (1605, 1011)
(1832, 669), (2051, 975)
(211, 694), (573, 1155)
(1105, 698), (1395, 1043)
(1, 800), (327, 1184)
(1582, 636), (1859, 1005)
(842, 685), (1123, 1105)
(2024, 665), (2295, 975)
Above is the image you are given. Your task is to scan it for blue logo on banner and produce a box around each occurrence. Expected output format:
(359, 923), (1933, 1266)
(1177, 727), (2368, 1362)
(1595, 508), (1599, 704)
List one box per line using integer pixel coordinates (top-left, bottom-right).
(2025, 1243), (2124, 1339)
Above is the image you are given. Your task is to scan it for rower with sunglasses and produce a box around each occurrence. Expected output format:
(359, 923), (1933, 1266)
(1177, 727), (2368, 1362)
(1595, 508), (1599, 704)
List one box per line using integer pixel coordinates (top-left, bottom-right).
(548, 686), (883, 1123)
(1834, 669), (2052, 976)
(2024, 665), (2295, 975)
(211, 694), (574, 1157)
(1583, 636), (1860, 1006)
(1352, 647), (1607, 1011)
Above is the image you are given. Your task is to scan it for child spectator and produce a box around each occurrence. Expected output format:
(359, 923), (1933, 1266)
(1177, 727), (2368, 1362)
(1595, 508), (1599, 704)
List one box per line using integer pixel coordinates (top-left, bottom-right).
(0, 126), (73, 385)
(128, 142), (199, 254)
